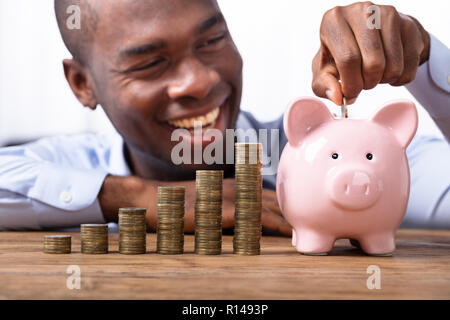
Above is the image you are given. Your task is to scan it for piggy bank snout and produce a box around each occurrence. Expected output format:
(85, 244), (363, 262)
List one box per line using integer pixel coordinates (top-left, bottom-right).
(329, 169), (381, 210)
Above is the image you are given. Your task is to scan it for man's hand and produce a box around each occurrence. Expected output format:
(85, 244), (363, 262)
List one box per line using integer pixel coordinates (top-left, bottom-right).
(312, 2), (430, 105)
(99, 175), (292, 236)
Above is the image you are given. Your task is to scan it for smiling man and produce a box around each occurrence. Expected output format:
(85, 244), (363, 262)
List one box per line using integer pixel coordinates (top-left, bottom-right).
(0, 0), (449, 231)
(59, 0), (242, 176)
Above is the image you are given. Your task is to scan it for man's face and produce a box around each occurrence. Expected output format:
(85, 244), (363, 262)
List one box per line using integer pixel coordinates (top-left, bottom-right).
(89, 0), (242, 172)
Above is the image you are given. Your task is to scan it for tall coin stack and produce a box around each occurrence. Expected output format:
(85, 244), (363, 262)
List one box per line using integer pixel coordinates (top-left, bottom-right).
(234, 143), (263, 255)
(81, 224), (108, 254)
(157, 186), (185, 254)
(195, 170), (223, 255)
(118, 208), (147, 254)
(43, 235), (71, 254)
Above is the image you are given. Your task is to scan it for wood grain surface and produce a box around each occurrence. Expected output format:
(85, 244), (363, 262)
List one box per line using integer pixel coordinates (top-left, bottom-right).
(0, 229), (449, 299)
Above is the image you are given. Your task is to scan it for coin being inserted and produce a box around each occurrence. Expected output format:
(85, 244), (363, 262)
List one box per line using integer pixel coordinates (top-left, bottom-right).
(341, 96), (348, 118)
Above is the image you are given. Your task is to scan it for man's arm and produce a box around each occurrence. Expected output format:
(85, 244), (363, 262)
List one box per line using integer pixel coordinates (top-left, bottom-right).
(0, 133), (292, 234)
(98, 175), (292, 235)
(402, 35), (450, 228)
(0, 134), (111, 229)
(0, 189), (104, 230)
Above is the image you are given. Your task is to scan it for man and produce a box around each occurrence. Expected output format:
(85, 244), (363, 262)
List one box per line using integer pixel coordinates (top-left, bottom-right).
(0, 0), (448, 231)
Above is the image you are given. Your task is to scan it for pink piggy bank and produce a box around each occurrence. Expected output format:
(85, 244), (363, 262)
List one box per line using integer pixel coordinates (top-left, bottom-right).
(276, 97), (418, 256)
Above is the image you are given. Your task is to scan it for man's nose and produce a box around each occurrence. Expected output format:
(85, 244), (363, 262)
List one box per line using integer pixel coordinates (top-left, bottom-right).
(167, 57), (220, 100)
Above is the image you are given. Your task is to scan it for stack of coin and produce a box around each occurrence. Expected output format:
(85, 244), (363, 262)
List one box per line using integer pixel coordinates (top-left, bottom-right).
(195, 170), (223, 255)
(43, 235), (71, 254)
(81, 224), (108, 254)
(234, 143), (263, 255)
(118, 208), (147, 254)
(157, 186), (185, 254)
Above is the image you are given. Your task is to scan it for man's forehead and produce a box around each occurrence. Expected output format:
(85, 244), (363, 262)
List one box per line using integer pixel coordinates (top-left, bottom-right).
(90, 0), (222, 59)
(95, 0), (220, 37)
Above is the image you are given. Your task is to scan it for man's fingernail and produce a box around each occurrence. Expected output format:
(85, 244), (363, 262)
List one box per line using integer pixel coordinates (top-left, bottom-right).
(325, 90), (333, 100)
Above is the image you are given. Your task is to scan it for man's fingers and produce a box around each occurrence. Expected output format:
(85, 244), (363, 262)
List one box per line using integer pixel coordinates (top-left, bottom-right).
(321, 7), (364, 100)
(313, 72), (343, 106)
(391, 16), (422, 86)
(261, 207), (292, 236)
(312, 49), (343, 105)
(344, 5), (385, 90)
(379, 7), (404, 83)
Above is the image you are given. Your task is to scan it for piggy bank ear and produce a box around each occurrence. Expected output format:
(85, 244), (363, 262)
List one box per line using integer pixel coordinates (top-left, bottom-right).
(283, 97), (334, 146)
(370, 100), (418, 148)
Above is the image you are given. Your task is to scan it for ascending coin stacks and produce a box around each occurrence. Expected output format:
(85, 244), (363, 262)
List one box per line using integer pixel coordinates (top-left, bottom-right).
(44, 144), (264, 257)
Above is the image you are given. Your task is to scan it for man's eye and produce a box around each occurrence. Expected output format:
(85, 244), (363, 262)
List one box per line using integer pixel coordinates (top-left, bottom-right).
(197, 34), (226, 49)
(207, 35), (225, 45)
(132, 58), (165, 72)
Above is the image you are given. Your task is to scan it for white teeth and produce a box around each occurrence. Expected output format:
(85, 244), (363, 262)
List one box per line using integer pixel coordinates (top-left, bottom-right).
(168, 107), (220, 129)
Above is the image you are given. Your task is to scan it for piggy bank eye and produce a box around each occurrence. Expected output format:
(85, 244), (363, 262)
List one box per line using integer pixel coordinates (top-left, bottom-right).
(331, 153), (339, 160)
(366, 153), (373, 160)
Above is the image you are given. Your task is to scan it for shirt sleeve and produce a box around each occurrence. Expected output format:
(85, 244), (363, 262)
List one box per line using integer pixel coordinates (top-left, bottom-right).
(0, 190), (105, 230)
(0, 133), (113, 230)
(402, 136), (450, 229)
(405, 34), (450, 142)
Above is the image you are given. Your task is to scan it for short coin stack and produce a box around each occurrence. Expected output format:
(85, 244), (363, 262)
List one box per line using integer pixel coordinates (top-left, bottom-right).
(234, 143), (263, 255)
(119, 208), (147, 254)
(157, 186), (185, 254)
(195, 170), (223, 255)
(43, 235), (71, 254)
(81, 224), (108, 254)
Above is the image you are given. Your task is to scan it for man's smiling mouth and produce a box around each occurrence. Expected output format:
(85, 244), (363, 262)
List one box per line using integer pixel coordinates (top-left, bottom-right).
(167, 107), (220, 129)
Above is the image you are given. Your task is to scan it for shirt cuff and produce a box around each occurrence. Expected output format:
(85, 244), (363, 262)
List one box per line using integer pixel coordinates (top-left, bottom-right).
(34, 197), (106, 229)
(27, 162), (108, 211)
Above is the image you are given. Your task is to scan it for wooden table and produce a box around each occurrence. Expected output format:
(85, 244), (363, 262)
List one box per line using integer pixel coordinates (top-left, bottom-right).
(0, 229), (449, 299)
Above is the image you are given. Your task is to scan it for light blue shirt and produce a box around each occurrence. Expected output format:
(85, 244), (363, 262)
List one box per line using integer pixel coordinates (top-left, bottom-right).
(0, 35), (449, 230)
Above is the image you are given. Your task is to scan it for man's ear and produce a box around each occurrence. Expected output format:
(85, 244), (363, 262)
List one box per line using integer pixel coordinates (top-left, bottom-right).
(283, 97), (334, 146)
(63, 59), (98, 109)
(370, 100), (418, 148)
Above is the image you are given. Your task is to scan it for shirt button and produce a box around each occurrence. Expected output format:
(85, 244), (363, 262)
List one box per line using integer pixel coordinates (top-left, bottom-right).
(60, 191), (72, 203)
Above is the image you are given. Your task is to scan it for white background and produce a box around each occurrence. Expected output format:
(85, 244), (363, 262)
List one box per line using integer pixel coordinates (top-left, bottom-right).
(0, 0), (449, 146)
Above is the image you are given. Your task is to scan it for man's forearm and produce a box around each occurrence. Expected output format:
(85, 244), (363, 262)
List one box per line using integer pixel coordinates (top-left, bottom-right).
(98, 175), (153, 224)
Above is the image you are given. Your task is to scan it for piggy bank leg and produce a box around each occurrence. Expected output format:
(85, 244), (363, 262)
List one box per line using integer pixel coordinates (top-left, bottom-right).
(295, 229), (335, 255)
(292, 228), (296, 247)
(358, 233), (395, 256)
